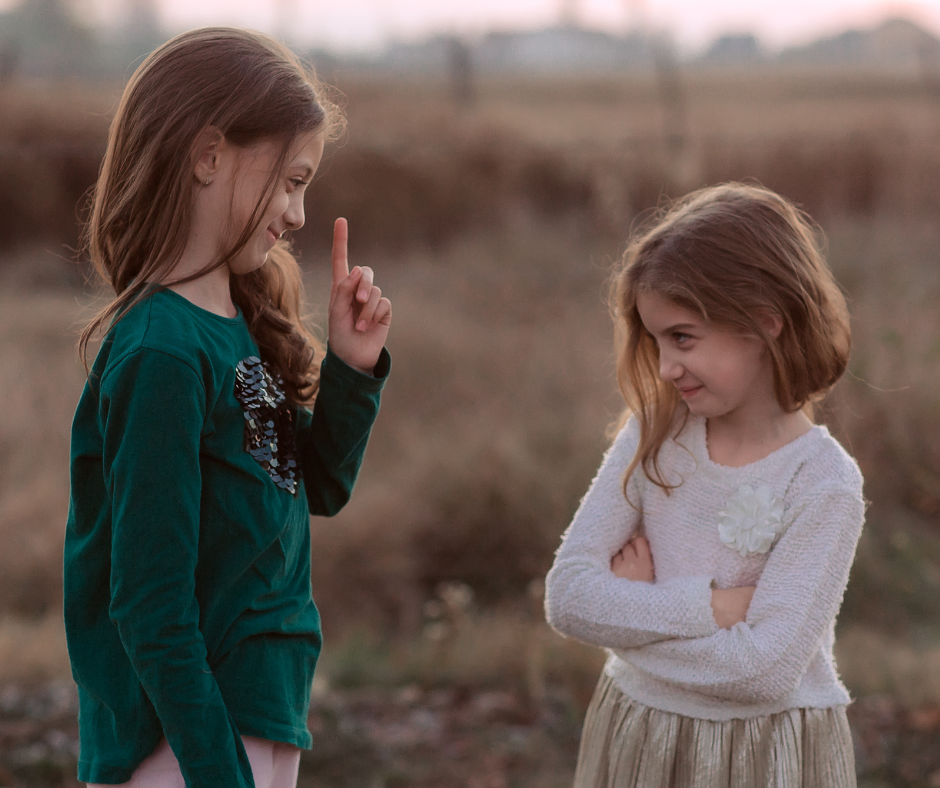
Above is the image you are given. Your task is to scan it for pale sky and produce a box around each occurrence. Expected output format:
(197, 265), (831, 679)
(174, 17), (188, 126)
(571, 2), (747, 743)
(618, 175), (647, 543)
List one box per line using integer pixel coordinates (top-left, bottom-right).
(45, 0), (940, 53)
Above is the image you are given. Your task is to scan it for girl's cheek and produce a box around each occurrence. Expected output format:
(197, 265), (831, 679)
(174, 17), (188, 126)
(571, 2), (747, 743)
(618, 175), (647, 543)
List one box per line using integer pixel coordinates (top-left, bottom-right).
(275, 192), (292, 216)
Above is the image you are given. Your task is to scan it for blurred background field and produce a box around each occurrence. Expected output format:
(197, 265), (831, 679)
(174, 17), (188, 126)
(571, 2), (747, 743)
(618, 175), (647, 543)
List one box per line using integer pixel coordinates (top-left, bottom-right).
(3, 1), (940, 786)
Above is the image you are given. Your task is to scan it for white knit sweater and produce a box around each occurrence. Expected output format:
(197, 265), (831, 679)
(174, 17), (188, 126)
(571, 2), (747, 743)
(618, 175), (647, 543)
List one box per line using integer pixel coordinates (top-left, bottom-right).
(545, 414), (865, 721)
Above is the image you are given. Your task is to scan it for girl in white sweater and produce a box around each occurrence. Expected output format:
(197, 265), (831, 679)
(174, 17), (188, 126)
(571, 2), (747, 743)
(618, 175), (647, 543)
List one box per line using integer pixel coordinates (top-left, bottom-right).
(545, 183), (864, 787)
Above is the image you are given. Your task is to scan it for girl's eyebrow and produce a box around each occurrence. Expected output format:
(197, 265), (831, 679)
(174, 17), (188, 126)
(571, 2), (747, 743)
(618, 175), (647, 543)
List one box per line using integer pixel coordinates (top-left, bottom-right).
(660, 322), (698, 335)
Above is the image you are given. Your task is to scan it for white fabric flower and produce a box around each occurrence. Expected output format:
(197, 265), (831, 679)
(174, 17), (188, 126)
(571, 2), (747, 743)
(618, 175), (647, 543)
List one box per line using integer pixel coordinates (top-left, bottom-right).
(717, 484), (786, 557)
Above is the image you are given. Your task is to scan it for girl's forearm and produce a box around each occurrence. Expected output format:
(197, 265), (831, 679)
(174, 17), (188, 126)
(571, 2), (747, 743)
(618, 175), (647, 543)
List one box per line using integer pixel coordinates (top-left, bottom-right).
(545, 560), (718, 648)
(294, 344), (390, 516)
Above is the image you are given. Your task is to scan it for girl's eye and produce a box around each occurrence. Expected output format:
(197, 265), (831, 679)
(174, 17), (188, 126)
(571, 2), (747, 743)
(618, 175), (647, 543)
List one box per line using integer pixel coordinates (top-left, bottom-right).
(290, 178), (308, 189)
(673, 332), (692, 345)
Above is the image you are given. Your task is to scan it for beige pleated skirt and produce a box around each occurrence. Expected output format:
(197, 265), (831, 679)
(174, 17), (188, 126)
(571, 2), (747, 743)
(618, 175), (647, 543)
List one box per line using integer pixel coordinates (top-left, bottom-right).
(574, 673), (856, 788)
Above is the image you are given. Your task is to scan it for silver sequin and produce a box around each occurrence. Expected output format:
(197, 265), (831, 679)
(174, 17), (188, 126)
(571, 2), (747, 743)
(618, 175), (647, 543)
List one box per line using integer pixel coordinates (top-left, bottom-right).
(234, 356), (300, 496)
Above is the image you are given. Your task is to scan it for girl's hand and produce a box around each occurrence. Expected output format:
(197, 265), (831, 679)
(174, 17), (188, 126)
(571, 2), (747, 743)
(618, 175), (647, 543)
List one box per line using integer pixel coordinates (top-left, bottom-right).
(328, 218), (392, 375)
(710, 586), (755, 629)
(611, 536), (654, 583)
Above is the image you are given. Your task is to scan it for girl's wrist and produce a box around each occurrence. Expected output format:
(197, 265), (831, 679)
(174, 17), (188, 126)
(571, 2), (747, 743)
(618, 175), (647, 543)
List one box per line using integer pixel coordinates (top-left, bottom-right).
(332, 350), (373, 377)
(325, 343), (390, 381)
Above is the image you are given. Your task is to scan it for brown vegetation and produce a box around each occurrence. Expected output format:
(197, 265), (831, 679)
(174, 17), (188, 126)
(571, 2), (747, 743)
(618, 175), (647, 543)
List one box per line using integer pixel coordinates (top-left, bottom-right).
(1, 66), (940, 785)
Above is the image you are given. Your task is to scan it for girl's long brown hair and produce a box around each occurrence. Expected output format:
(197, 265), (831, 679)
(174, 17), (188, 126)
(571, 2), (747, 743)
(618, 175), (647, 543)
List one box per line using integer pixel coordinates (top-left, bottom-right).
(612, 183), (851, 495)
(79, 27), (344, 404)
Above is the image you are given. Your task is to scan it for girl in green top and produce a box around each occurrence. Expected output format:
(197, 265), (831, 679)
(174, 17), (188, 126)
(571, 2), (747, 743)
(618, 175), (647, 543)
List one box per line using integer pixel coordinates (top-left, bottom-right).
(65, 28), (391, 788)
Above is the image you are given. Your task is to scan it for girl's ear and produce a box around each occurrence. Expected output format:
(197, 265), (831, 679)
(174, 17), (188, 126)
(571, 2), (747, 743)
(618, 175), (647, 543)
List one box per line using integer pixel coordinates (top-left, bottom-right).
(193, 126), (227, 186)
(758, 309), (783, 339)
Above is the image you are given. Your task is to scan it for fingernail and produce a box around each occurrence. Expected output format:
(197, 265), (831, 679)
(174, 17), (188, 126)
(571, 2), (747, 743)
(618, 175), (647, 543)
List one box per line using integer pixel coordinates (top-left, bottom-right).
(356, 320), (367, 331)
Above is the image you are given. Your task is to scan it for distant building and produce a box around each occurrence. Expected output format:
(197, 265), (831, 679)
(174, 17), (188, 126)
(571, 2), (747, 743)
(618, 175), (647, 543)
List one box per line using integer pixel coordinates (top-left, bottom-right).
(779, 17), (940, 70)
(333, 26), (659, 77)
(474, 28), (655, 74)
(698, 34), (765, 67)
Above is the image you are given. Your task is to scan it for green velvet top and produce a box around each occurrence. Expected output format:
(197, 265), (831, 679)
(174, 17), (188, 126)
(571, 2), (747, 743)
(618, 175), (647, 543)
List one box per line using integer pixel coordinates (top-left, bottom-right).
(64, 287), (389, 787)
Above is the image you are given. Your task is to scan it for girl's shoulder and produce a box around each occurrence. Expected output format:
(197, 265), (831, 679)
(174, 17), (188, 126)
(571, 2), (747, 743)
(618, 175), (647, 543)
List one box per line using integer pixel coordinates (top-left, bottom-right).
(98, 287), (252, 391)
(787, 426), (863, 502)
(606, 409), (690, 474)
(122, 285), (247, 343)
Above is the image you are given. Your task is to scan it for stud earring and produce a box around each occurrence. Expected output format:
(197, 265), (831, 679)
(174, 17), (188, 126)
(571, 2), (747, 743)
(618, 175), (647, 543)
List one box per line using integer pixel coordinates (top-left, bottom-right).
(204, 177), (211, 187)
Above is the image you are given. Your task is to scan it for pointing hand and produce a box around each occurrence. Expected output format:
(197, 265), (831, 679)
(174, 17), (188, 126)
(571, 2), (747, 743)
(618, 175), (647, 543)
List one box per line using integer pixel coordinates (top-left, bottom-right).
(327, 218), (391, 375)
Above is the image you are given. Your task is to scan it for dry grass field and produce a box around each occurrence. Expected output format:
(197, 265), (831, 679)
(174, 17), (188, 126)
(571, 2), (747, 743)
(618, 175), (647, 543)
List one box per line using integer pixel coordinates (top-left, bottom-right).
(1, 65), (940, 785)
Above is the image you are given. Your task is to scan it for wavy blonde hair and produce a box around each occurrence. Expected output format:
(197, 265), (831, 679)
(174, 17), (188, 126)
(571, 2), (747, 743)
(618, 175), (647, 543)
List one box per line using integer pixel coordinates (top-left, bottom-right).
(80, 27), (345, 404)
(611, 183), (851, 495)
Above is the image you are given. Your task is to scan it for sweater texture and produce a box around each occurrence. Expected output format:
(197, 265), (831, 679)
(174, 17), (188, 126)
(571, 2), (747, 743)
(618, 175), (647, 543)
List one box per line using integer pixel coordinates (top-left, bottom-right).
(545, 413), (865, 721)
(64, 287), (389, 787)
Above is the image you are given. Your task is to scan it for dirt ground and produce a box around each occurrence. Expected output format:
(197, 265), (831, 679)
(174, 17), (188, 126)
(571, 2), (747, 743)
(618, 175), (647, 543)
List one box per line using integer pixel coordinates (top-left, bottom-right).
(0, 680), (939, 788)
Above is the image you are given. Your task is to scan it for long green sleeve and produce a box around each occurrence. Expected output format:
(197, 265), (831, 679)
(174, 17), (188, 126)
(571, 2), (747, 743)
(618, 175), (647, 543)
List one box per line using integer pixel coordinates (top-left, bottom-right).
(297, 346), (391, 516)
(102, 348), (254, 788)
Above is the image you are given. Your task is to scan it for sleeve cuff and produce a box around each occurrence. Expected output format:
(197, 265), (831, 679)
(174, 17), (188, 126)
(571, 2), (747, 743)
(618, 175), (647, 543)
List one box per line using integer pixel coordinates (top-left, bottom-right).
(322, 345), (391, 388)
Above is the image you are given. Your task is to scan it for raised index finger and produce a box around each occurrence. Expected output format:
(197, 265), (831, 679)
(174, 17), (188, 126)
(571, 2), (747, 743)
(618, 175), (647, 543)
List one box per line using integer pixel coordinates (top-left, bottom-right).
(332, 217), (349, 285)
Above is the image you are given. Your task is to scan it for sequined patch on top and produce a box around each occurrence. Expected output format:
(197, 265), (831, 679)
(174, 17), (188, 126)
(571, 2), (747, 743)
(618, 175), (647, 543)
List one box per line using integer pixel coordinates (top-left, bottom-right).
(234, 356), (300, 496)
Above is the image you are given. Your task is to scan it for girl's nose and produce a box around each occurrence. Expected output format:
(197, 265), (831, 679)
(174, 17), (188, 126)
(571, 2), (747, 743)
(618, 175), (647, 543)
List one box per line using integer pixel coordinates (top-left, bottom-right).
(284, 200), (305, 231)
(659, 352), (683, 382)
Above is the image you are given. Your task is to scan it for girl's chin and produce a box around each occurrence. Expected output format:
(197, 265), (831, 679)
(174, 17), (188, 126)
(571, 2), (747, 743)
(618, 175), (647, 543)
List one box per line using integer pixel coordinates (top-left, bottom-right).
(229, 254), (270, 276)
(684, 397), (718, 418)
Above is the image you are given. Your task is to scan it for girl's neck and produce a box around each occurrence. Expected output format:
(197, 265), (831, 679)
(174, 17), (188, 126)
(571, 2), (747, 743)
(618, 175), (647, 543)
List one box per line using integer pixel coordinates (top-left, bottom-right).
(158, 181), (238, 318)
(705, 407), (814, 468)
(165, 265), (237, 319)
